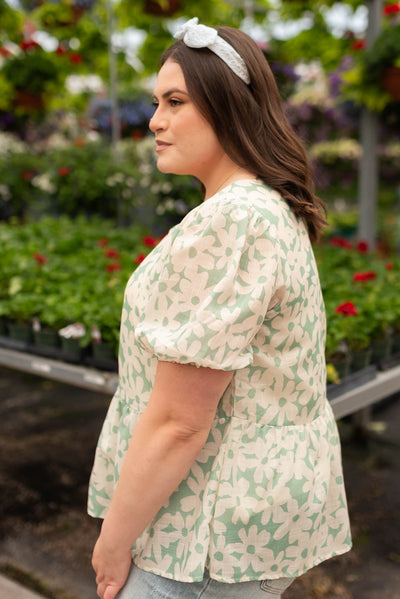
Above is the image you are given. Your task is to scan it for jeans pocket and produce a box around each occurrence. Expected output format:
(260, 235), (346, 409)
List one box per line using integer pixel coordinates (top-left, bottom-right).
(260, 577), (295, 594)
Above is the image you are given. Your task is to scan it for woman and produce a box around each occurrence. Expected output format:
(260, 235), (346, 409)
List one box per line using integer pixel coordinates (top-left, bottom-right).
(89, 18), (352, 599)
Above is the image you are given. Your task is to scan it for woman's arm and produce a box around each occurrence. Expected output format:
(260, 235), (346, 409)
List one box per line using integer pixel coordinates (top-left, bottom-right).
(92, 360), (233, 599)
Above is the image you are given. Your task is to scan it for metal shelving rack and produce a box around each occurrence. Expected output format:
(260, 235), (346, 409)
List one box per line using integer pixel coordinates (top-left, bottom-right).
(1, 346), (400, 419)
(0, 347), (118, 395)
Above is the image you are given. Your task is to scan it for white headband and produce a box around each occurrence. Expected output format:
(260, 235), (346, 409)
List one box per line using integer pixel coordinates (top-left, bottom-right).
(174, 17), (250, 85)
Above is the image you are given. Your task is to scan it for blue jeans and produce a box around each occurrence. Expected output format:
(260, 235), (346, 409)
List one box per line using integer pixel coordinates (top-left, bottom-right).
(117, 564), (295, 599)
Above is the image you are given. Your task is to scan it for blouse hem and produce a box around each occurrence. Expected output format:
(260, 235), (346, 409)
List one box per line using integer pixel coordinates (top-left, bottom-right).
(132, 542), (353, 584)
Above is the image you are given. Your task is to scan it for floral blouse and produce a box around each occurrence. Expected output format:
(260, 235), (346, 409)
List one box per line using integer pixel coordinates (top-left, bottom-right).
(88, 180), (352, 583)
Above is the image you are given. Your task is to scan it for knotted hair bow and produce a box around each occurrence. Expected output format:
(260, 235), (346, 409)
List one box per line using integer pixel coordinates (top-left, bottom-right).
(174, 17), (250, 85)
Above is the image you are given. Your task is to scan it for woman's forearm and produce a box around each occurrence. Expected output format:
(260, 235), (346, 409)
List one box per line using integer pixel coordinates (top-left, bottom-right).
(99, 361), (232, 551)
(99, 409), (209, 550)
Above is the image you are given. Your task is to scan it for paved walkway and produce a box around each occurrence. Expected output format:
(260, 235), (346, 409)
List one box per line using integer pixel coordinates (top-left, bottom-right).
(0, 574), (47, 599)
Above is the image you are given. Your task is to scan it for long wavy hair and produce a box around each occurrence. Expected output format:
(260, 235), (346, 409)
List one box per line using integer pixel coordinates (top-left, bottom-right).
(161, 26), (327, 241)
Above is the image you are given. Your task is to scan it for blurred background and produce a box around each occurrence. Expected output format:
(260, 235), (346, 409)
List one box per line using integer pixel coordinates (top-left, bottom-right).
(0, 1), (400, 598)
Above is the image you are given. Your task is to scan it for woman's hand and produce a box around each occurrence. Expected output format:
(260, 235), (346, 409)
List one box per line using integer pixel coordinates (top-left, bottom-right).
(92, 533), (132, 599)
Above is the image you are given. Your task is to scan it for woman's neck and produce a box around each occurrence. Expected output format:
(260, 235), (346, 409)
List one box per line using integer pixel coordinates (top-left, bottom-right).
(203, 165), (257, 200)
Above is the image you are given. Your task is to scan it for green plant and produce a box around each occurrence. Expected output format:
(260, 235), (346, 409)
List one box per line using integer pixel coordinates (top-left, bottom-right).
(341, 23), (400, 112)
(2, 47), (61, 96)
(364, 23), (400, 82)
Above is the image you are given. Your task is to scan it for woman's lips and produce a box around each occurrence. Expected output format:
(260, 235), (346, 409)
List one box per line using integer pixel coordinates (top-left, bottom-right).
(155, 140), (171, 152)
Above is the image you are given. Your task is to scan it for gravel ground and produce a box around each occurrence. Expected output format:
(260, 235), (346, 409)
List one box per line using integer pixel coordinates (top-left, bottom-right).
(0, 366), (400, 599)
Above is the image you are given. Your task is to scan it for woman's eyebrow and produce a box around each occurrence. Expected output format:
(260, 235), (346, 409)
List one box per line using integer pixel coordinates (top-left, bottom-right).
(152, 88), (189, 100)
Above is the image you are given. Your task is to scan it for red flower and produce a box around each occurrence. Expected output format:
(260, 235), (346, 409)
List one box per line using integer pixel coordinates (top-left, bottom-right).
(105, 262), (122, 272)
(0, 46), (11, 57)
(104, 248), (120, 259)
(142, 235), (158, 247)
(350, 39), (366, 51)
(19, 40), (40, 52)
(33, 252), (47, 266)
(330, 236), (353, 249)
(132, 130), (144, 140)
(58, 166), (70, 177)
(383, 2), (400, 15)
(386, 262), (394, 270)
(55, 44), (68, 55)
(69, 52), (83, 64)
(134, 253), (146, 265)
(21, 170), (34, 181)
(357, 240), (369, 253)
(353, 271), (377, 282)
(335, 301), (359, 316)
(97, 238), (109, 247)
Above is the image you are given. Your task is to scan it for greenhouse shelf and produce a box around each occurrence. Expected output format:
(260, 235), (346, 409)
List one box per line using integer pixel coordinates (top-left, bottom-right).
(0, 347), (118, 395)
(1, 346), (400, 418)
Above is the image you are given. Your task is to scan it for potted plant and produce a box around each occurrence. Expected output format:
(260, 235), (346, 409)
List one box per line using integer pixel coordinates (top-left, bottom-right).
(364, 23), (400, 101)
(341, 23), (400, 111)
(1, 42), (63, 113)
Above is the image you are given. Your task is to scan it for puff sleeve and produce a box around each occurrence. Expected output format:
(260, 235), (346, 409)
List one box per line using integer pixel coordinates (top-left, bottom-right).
(130, 199), (279, 370)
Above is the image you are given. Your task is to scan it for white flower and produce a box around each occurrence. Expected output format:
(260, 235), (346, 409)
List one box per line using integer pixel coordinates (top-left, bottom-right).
(0, 184), (11, 200)
(31, 173), (56, 194)
(161, 182), (173, 193)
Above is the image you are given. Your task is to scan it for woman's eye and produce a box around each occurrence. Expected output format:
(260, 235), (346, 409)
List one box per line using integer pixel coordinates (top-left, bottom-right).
(151, 101), (159, 109)
(169, 99), (182, 107)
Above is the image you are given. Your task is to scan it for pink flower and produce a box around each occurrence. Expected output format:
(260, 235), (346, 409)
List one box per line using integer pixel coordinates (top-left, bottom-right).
(335, 302), (359, 316)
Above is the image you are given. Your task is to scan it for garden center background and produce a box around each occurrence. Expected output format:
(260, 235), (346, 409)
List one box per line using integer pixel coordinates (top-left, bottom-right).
(0, 0), (400, 598)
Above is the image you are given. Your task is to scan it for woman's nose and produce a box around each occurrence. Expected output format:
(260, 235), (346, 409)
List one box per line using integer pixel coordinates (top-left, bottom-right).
(149, 108), (166, 133)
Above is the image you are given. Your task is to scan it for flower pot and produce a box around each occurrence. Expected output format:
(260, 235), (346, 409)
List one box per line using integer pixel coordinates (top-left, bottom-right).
(370, 338), (393, 366)
(0, 317), (8, 336)
(13, 90), (44, 112)
(8, 322), (33, 343)
(92, 341), (115, 361)
(381, 66), (400, 101)
(392, 333), (400, 355)
(34, 329), (60, 349)
(327, 353), (351, 381)
(60, 337), (84, 362)
(143, 0), (181, 16)
(349, 348), (372, 373)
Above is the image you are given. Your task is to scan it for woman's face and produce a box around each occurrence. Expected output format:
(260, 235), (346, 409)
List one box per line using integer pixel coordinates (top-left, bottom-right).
(149, 59), (227, 184)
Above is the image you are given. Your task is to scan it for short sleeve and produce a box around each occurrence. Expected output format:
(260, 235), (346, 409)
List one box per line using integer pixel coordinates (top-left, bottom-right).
(133, 199), (279, 370)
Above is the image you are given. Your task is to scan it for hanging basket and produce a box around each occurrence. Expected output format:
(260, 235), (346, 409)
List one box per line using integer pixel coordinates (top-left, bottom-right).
(13, 90), (45, 111)
(144, 0), (181, 16)
(381, 66), (400, 101)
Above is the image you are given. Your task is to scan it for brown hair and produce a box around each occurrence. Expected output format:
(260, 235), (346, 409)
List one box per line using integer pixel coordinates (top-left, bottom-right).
(161, 26), (327, 241)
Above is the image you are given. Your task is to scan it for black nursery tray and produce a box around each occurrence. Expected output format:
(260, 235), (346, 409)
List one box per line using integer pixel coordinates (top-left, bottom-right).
(0, 334), (118, 372)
